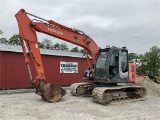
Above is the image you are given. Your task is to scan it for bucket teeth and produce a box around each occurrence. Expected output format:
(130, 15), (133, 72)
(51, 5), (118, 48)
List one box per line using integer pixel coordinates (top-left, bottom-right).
(36, 80), (67, 103)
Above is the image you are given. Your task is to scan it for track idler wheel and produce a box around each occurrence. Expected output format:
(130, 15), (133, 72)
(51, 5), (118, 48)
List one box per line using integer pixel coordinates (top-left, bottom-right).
(36, 79), (67, 103)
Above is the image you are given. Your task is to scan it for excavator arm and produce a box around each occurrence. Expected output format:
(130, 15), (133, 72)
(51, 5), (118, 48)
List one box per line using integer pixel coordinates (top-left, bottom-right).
(15, 9), (98, 102)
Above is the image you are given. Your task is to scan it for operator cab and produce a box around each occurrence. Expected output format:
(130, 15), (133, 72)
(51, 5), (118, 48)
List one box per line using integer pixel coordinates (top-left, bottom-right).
(83, 46), (131, 83)
(95, 46), (129, 83)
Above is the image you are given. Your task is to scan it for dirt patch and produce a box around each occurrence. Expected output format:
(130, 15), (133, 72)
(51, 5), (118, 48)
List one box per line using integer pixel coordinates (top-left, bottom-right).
(136, 78), (160, 97)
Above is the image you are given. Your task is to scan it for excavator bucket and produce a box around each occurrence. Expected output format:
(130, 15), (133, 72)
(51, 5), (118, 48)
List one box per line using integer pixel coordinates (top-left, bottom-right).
(36, 79), (67, 102)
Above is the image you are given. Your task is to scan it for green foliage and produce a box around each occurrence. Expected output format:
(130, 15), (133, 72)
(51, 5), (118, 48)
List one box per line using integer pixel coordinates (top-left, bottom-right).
(0, 38), (8, 44)
(52, 43), (60, 50)
(38, 42), (45, 49)
(0, 30), (8, 44)
(128, 53), (139, 61)
(70, 47), (79, 52)
(128, 46), (160, 76)
(8, 34), (20, 45)
(60, 43), (69, 51)
(79, 49), (86, 54)
(42, 39), (52, 49)
(137, 46), (160, 76)
(40, 39), (69, 51)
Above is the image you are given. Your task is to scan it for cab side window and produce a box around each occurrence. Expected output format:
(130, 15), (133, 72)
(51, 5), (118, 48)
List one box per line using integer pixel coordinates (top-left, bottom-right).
(121, 51), (128, 72)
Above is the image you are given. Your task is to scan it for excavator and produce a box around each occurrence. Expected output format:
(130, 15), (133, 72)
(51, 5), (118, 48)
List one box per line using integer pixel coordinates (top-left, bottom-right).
(15, 9), (146, 105)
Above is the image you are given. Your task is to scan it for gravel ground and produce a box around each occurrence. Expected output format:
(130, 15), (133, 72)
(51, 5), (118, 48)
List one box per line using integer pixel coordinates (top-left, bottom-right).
(0, 79), (160, 120)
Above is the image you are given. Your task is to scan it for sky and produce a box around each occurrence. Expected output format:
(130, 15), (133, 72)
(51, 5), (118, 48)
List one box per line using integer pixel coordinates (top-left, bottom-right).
(0, 0), (159, 54)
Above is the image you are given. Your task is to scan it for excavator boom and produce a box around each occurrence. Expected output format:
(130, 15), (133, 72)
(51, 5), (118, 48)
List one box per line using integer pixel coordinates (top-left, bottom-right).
(16, 9), (98, 80)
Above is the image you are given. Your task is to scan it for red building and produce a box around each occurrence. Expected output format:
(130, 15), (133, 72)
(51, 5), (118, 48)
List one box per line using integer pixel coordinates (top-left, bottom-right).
(0, 44), (88, 89)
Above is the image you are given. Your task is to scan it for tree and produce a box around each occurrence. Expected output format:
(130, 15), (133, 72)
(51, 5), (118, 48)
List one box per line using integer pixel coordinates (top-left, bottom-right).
(79, 49), (86, 54)
(60, 43), (69, 51)
(70, 47), (79, 52)
(53, 43), (60, 50)
(38, 42), (45, 49)
(128, 53), (139, 61)
(8, 34), (20, 45)
(138, 46), (160, 76)
(42, 39), (52, 49)
(0, 38), (8, 44)
(38, 40), (69, 51)
(0, 30), (8, 44)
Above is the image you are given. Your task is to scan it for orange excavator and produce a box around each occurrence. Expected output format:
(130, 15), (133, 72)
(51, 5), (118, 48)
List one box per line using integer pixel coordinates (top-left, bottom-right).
(15, 9), (146, 104)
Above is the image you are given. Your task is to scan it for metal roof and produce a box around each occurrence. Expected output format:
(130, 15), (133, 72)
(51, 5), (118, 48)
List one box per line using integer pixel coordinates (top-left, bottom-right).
(0, 43), (85, 58)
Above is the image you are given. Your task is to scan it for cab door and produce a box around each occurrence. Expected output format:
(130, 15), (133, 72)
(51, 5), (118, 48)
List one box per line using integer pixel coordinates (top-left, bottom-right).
(95, 50), (108, 80)
(108, 49), (119, 79)
(108, 49), (129, 82)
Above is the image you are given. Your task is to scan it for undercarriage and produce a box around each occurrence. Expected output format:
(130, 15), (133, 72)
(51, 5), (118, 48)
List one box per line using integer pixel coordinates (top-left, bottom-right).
(70, 82), (147, 105)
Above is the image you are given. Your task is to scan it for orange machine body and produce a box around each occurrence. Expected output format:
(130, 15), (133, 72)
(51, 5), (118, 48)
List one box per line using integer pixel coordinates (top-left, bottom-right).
(129, 63), (136, 83)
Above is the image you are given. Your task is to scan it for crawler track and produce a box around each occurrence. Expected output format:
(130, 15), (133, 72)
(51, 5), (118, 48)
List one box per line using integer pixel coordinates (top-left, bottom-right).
(70, 83), (147, 105)
(92, 86), (147, 105)
(70, 82), (95, 96)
